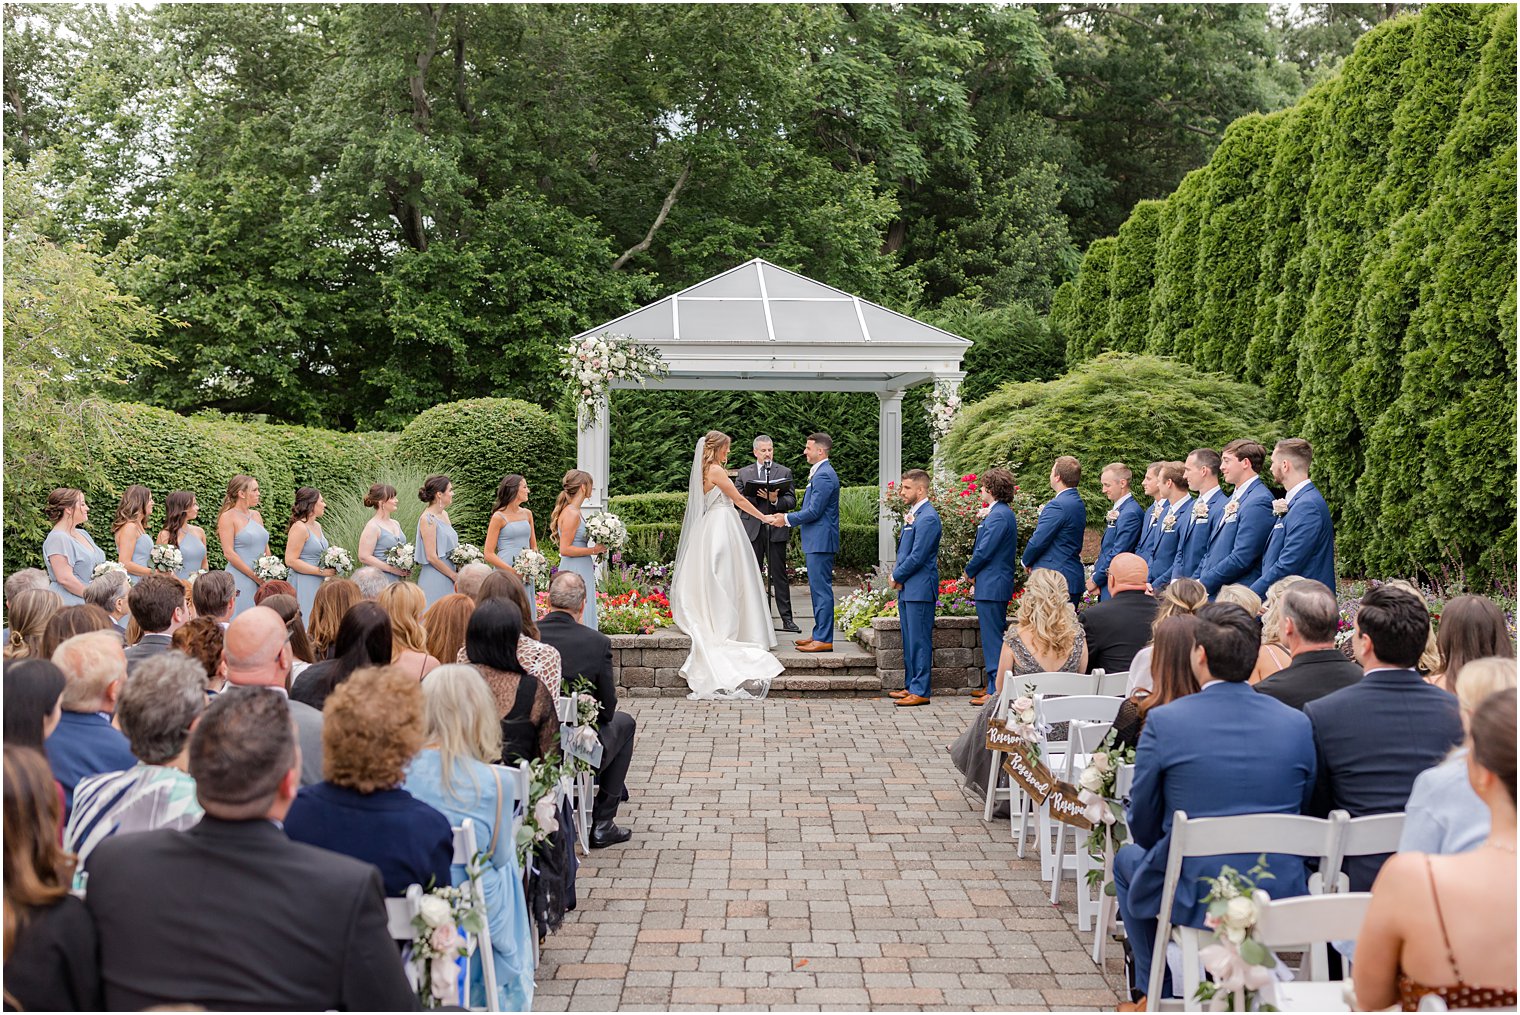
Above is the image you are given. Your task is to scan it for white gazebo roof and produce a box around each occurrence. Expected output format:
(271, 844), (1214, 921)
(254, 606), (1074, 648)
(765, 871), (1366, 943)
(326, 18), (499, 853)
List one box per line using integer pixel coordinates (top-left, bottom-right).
(571, 258), (970, 392)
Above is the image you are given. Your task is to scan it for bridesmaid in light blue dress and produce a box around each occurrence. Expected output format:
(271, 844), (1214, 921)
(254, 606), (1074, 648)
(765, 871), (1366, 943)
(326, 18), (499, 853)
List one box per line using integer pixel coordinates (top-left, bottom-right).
(157, 491), (208, 580)
(358, 483), (410, 587)
(552, 470), (604, 632)
(42, 488), (107, 606)
(485, 474), (540, 604)
(110, 485), (155, 585)
(416, 475), (460, 607)
(286, 487), (336, 620)
(217, 475), (268, 618)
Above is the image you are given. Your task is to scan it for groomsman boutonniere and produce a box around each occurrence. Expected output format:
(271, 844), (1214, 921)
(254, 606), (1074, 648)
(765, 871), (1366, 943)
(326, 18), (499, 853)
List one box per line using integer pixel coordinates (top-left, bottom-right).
(1271, 498), (1289, 517)
(1192, 501), (1210, 522)
(1222, 500), (1240, 524)
(1162, 512), (1179, 533)
(1105, 508), (1119, 527)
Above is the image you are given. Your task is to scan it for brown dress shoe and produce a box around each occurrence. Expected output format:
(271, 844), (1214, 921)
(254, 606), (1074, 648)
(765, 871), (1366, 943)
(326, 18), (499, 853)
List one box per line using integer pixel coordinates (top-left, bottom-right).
(1116, 997), (1147, 1012)
(968, 693), (991, 707)
(793, 637), (815, 648)
(888, 689), (911, 699)
(798, 641), (832, 653)
(894, 693), (931, 706)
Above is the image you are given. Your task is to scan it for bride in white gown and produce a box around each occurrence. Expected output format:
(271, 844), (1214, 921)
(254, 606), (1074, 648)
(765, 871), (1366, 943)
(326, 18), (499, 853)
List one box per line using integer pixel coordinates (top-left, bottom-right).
(669, 431), (784, 699)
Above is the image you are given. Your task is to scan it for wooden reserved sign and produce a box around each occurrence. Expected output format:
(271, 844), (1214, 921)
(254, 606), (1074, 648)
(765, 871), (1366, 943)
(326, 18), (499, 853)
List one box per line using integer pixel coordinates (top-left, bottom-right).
(985, 718), (1031, 754)
(1002, 751), (1054, 804)
(1047, 780), (1095, 830)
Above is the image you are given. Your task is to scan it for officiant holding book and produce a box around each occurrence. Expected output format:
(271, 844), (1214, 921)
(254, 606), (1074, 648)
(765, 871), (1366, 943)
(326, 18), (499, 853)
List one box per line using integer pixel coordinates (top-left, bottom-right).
(736, 435), (800, 634)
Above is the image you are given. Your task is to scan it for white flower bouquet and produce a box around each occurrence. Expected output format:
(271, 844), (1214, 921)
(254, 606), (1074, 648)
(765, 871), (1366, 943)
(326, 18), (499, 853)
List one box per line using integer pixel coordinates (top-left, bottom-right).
(253, 555), (289, 582)
(92, 561), (128, 580)
(512, 547), (551, 588)
(407, 881), (485, 1009)
(561, 331), (668, 429)
(148, 544), (183, 573)
(924, 379), (963, 441)
(319, 545), (354, 577)
(1193, 860), (1283, 1010)
(583, 512), (628, 552)
(384, 542), (417, 572)
(447, 543), (484, 568)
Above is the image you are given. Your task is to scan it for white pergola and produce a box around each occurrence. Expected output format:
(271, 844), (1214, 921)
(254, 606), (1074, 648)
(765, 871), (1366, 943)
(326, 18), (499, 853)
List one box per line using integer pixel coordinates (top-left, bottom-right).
(572, 258), (970, 567)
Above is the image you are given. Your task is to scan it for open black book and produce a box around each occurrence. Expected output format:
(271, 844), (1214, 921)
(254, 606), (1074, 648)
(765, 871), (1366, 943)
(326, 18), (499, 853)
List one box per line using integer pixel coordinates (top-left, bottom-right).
(740, 476), (794, 499)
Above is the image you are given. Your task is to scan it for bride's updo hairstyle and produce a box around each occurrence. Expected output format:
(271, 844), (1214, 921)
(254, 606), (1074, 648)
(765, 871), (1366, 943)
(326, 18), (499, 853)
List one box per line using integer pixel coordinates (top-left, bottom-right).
(701, 431), (731, 474)
(550, 469), (594, 537)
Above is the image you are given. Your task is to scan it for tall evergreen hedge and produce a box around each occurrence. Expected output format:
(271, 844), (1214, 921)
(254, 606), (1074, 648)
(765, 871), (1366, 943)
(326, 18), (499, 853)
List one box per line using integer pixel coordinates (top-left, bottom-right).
(1049, 4), (1517, 578)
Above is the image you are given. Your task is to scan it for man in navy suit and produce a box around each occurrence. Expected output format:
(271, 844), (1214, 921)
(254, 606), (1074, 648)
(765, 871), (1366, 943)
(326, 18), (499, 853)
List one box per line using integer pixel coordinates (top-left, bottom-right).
(1305, 586), (1462, 891)
(1133, 463), (1166, 564)
(1173, 448), (1225, 585)
(963, 468), (1019, 704)
(1146, 461), (1194, 589)
(1251, 438), (1337, 597)
(1198, 439), (1276, 596)
(1113, 604), (1317, 1008)
(888, 469), (941, 707)
(774, 433), (841, 651)
(1089, 463), (1144, 601)
(1022, 456), (1087, 605)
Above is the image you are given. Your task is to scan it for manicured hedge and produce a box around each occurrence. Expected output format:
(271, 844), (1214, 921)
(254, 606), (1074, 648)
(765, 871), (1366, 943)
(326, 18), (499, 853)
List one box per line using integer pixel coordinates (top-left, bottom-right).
(608, 492), (688, 526)
(1048, 4), (1517, 579)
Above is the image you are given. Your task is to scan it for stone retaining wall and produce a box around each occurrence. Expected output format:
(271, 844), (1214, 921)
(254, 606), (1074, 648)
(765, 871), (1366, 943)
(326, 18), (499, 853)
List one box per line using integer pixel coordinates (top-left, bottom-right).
(609, 632), (692, 697)
(858, 615), (987, 692)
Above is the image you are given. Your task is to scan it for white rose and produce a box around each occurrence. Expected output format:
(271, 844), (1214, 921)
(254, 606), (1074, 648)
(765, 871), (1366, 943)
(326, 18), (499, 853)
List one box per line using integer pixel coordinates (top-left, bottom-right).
(1012, 696), (1034, 713)
(1225, 924), (1247, 945)
(1079, 767), (1104, 792)
(1225, 896), (1256, 928)
(533, 795), (560, 837)
(1092, 751), (1112, 774)
(418, 893), (453, 928)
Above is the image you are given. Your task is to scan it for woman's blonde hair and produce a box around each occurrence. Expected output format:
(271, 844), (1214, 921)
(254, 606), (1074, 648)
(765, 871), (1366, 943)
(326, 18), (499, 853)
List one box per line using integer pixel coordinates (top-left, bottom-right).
(1455, 657), (1518, 717)
(1016, 568), (1079, 659)
(701, 431), (731, 474)
(420, 664), (503, 802)
(1151, 578), (1207, 639)
(3, 588), (62, 660)
(1260, 576), (1306, 646)
(378, 581), (429, 656)
(549, 469), (594, 538)
(1216, 584), (1262, 617)
(218, 474), (257, 516)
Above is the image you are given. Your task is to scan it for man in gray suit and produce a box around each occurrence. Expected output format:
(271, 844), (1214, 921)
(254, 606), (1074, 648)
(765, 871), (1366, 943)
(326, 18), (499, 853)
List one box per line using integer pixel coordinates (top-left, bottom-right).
(735, 434), (800, 633)
(123, 574), (189, 672)
(222, 607), (324, 786)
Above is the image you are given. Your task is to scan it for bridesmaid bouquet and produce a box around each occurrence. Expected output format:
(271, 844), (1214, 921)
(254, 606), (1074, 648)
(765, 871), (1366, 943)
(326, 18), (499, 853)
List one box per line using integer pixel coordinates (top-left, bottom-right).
(584, 511), (628, 552)
(148, 545), (184, 573)
(92, 561), (128, 580)
(319, 546), (354, 577)
(512, 548), (551, 588)
(254, 555), (289, 581)
(447, 543), (485, 568)
(384, 542), (416, 572)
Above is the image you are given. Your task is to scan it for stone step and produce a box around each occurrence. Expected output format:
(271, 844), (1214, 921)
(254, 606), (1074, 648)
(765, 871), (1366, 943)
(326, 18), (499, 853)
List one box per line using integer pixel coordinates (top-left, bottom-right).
(613, 627), (885, 697)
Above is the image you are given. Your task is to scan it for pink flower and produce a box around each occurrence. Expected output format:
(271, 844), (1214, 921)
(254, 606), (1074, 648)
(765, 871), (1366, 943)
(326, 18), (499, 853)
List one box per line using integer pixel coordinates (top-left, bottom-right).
(429, 923), (461, 954)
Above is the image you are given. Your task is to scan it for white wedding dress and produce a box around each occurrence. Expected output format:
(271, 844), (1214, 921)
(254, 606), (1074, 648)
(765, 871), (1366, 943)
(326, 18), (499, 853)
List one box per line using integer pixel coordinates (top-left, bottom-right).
(669, 439), (782, 699)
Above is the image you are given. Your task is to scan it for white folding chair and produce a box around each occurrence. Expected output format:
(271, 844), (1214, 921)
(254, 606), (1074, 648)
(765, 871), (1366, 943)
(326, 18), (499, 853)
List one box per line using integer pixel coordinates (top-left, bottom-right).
(1035, 696), (1121, 893)
(1091, 763), (1137, 964)
(1322, 811), (1405, 892)
(1057, 718), (1116, 931)
(1253, 889), (1371, 982)
(555, 695), (597, 854)
(1146, 811), (1340, 1011)
(1095, 671), (1131, 697)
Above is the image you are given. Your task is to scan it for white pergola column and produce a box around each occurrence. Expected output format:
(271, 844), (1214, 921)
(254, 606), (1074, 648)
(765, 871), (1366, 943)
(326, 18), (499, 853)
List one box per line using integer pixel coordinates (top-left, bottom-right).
(576, 396), (611, 512)
(931, 371), (966, 476)
(878, 389), (904, 569)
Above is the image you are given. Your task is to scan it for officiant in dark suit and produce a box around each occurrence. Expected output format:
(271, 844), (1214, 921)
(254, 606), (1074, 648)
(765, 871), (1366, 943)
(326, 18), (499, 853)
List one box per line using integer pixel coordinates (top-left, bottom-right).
(736, 435), (799, 634)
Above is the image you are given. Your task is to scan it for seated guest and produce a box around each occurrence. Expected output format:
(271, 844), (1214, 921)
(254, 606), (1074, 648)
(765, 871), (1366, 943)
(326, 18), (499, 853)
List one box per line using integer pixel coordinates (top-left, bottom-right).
(3, 745), (102, 1011)
(1125, 578), (1208, 696)
(83, 571), (131, 632)
(1428, 594), (1516, 693)
(306, 577), (360, 660)
(190, 569), (237, 628)
(3, 586), (61, 659)
(466, 597), (559, 763)
(3, 567), (51, 643)
(1254, 580), (1363, 710)
(1112, 616), (1200, 751)
(257, 593), (317, 682)
(171, 616), (227, 694)
(46, 630), (135, 810)
(1306, 585), (1464, 891)
(1249, 575), (1303, 684)
(290, 601), (392, 711)
(1113, 603), (1316, 1010)
(40, 603), (114, 660)
(252, 577), (296, 606)
(1385, 579), (1444, 677)
(284, 664), (453, 896)
(1215, 583), (1262, 617)
(84, 686), (415, 1010)
(1352, 688), (1517, 1012)
(377, 581), (442, 679)
(349, 566), (387, 602)
(66, 652), (206, 869)
(3, 659), (66, 749)
(122, 573), (189, 672)
(535, 571), (637, 847)
(950, 568), (1088, 798)
(223, 606), (323, 786)
(1022, 456), (1087, 604)
(474, 569), (562, 695)
(1400, 658), (1518, 856)
(405, 664), (537, 1011)
(1079, 552), (1157, 675)
(423, 593), (476, 671)
(453, 560), (494, 601)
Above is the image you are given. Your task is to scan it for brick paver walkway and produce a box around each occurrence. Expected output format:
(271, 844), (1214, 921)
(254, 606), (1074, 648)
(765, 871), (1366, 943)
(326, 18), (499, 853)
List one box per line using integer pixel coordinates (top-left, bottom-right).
(535, 697), (1126, 1011)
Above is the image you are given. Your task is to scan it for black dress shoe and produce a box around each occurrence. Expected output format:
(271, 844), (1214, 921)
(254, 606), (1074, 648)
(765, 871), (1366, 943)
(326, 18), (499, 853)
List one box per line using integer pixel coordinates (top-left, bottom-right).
(589, 821), (632, 848)
(780, 622), (802, 634)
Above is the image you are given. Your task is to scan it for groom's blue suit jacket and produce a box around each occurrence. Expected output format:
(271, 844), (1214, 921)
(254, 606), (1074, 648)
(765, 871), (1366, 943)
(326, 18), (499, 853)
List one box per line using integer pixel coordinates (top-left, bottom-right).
(786, 461), (840, 554)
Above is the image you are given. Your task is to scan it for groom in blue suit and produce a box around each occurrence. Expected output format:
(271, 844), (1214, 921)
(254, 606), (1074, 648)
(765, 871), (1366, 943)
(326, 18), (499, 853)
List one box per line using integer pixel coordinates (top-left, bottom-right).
(775, 433), (840, 651)
(888, 469), (940, 706)
(1022, 456), (1087, 604)
(963, 468), (1019, 701)
(1251, 438), (1336, 597)
(1197, 439), (1276, 596)
(1113, 603), (1317, 1006)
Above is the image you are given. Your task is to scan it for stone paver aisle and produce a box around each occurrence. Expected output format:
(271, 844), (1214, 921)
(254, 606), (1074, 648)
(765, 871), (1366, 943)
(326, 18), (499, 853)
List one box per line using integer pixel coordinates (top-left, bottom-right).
(535, 698), (1125, 1011)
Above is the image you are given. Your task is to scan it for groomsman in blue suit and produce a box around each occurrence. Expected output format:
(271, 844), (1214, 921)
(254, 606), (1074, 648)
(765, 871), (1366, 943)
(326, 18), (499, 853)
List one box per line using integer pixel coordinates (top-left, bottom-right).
(1113, 604), (1317, 1008)
(1022, 456), (1087, 605)
(1089, 463), (1144, 601)
(1251, 438), (1337, 597)
(1197, 439), (1276, 596)
(1145, 462), (1193, 589)
(888, 470), (940, 707)
(775, 433), (840, 652)
(1173, 448), (1225, 584)
(1133, 463), (1167, 564)
(962, 468), (1019, 705)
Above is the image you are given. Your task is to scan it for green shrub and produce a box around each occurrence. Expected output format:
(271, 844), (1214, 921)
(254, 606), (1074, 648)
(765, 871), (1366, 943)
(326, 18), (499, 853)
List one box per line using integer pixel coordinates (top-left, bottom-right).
(839, 485), (880, 527)
(622, 523), (680, 566)
(607, 492), (688, 526)
(915, 299), (1067, 402)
